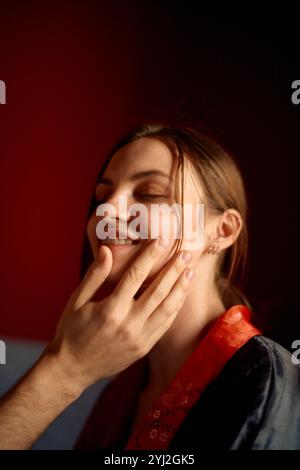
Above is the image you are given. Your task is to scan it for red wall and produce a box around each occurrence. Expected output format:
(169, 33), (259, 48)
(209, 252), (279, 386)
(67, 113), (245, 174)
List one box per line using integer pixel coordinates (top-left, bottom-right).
(0, 2), (299, 343)
(0, 2), (143, 339)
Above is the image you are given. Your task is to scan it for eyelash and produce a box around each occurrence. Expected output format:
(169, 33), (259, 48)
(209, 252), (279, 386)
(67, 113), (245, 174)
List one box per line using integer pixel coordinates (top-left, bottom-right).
(138, 194), (168, 201)
(95, 194), (168, 204)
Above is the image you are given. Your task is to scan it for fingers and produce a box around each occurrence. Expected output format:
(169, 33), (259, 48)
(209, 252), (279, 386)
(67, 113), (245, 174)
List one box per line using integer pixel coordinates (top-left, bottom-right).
(71, 245), (113, 309)
(111, 238), (171, 304)
(143, 266), (195, 341)
(137, 251), (193, 319)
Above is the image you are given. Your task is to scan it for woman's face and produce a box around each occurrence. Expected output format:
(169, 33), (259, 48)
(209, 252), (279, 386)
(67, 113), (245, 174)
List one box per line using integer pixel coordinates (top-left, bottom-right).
(87, 137), (206, 286)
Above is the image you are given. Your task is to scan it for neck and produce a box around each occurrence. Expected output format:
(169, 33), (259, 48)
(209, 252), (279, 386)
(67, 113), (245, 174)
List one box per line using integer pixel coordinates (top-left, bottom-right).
(146, 269), (226, 396)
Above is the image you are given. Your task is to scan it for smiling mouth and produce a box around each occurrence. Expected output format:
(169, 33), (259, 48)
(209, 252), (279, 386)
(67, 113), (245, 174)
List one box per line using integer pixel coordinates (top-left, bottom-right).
(100, 238), (140, 246)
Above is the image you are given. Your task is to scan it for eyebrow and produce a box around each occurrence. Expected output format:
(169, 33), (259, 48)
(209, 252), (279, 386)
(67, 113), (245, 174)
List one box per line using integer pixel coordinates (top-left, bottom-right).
(96, 170), (173, 185)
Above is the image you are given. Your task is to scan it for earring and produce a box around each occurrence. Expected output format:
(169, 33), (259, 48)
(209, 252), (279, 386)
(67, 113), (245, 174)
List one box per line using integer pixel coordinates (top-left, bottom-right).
(208, 244), (220, 255)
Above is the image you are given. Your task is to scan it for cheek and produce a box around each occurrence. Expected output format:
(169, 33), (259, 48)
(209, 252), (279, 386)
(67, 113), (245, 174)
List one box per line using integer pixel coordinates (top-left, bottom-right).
(179, 204), (206, 252)
(147, 208), (180, 240)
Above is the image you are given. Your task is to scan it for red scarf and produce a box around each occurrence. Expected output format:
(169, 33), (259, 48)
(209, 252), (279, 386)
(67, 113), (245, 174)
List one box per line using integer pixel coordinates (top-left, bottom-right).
(125, 304), (261, 450)
(76, 304), (261, 450)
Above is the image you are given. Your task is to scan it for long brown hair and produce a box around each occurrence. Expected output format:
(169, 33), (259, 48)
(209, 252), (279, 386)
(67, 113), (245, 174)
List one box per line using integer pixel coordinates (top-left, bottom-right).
(80, 122), (251, 309)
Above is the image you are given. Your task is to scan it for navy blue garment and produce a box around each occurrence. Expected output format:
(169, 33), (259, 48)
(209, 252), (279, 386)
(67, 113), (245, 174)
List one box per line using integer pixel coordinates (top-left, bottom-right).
(169, 336), (300, 450)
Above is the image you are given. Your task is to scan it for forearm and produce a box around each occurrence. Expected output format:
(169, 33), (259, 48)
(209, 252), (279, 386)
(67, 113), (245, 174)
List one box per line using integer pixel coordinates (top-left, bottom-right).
(0, 350), (83, 450)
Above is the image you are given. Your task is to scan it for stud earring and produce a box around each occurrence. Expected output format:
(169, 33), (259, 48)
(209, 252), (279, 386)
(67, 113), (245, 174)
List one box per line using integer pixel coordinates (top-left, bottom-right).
(208, 244), (220, 255)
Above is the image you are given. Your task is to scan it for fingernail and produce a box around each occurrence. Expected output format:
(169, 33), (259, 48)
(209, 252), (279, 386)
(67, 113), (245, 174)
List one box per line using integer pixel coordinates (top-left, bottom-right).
(181, 252), (192, 264)
(185, 268), (195, 281)
(157, 238), (170, 249)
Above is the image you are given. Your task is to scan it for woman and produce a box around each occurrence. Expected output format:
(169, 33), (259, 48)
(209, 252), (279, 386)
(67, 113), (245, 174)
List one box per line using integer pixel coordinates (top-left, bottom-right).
(75, 123), (300, 450)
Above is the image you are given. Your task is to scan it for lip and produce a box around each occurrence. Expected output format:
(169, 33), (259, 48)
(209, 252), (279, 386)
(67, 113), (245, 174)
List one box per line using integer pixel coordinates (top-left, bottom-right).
(99, 227), (142, 243)
(115, 229), (140, 241)
(102, 243), (138, 250)
(100, 239), (139, 246)
(100, 232), (141, 243)
(98, 233), (142, 248)
(99, 226), (141, 240)
(97, 239), (141, 255)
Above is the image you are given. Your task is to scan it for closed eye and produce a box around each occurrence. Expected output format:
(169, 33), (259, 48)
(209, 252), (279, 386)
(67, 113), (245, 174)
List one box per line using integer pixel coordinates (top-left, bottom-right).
(138, 194), (169, 201)
(94, 194), (169, 205)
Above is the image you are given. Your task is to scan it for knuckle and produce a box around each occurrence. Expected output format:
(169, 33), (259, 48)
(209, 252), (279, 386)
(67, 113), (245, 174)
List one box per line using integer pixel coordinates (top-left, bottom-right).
(101, 311), (119, 330)
(181, 273), (191, 289)
(176, 290), (187, 305)
(120, 328), (145, 356)
(136, 343), (148, 358)
(173, 284), (187, 303)
(161, 301), (175, 319)
(174, 257), (185, 275)
(131, 338), (148, 357)
(103, 295), (118, 312)
(151, 285), (166, 305)
(80, 301), (94, 316)
(148, 242), (161, 257)
(142, 241), (162, 262)
(117, 324), (134, 342)
(127, 265), (146, 283)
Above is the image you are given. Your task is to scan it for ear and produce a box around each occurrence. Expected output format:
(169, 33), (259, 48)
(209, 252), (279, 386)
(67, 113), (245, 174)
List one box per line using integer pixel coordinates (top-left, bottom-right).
(215, 209), (243, 250)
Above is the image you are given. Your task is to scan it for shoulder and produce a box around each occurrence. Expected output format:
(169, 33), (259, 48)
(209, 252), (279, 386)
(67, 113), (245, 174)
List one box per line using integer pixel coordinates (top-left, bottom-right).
(224, 334), (298, 385)
(225, 335), (300, 449)
(170, 335), (300, 450)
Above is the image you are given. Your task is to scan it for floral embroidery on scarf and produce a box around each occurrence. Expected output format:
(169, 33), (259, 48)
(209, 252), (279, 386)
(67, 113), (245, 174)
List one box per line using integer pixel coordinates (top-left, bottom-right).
(125, 305), (261, 450)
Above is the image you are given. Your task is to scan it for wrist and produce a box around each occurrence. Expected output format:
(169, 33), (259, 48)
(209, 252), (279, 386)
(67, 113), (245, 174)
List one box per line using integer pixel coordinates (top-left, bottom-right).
(36, 347), (85, 403)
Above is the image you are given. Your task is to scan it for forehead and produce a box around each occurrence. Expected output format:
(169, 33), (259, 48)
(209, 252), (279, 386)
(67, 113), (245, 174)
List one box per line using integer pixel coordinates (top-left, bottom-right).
(100, 136), (205, 202)
(103, 137), (177, 180)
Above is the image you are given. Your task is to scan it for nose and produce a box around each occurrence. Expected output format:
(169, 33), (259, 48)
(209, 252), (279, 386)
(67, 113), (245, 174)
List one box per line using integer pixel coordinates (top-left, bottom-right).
(97, 188), (133, 223)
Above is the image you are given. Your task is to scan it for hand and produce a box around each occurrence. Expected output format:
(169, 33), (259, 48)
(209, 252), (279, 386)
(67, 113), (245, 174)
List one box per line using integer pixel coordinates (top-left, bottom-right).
(45, 239), (194, 392)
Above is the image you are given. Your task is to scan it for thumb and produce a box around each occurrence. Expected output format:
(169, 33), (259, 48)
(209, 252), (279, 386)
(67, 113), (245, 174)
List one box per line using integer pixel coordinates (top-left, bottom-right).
(98, 244), (111, 263)
(73, 245), (113, 309)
